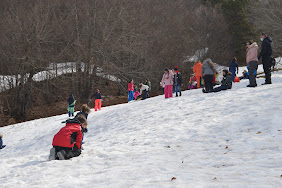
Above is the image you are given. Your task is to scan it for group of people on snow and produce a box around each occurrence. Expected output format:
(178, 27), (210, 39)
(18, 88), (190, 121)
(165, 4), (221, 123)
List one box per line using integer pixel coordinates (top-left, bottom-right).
(128, 79), (151, 101)
(45, 32), (276, 160)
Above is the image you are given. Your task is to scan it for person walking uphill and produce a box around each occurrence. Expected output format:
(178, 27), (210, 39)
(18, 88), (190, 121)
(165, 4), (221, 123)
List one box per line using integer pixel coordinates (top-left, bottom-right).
(67, 94), (76, 117)
(173, 66), (183, 97)
(246, 40), (258, 87)
(128, 79), (134, 102)
(160, 68), (174, 98)
(202, 59), (218, 93)
(259, 33), (273, 85)
(49, 115), (87, 160)
(229, 57), (239, 82)
(193, 61), (203, 88)
(90, 89), (102, 111)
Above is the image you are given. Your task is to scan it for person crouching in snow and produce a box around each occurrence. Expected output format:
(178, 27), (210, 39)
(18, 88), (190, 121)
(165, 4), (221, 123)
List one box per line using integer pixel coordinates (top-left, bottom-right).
(49, 115), (87, 160)
(139, 83), (149, 100)
(134, 85), (140, 100)
(173, 66), (183, 97)
(160, 68), (174, 98)
(203, 70), (232, 93)
(67, 94), (76, 117)
(90, 89), (102, 111)
(0, 133), (6, 149)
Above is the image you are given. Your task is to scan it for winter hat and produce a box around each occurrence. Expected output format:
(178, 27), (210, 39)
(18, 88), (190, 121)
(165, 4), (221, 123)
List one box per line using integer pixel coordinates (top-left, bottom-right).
(223, 69), (229, 76)
(164, 68), (169, 72)
(174, 66), (178, 71)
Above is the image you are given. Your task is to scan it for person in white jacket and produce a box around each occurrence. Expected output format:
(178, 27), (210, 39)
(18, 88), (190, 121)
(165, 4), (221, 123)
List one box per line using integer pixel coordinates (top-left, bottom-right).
(139, 83), (149, 100)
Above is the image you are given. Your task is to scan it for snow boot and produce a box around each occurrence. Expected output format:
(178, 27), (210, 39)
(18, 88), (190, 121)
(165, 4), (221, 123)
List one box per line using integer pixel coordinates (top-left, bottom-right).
(57, 150), (66, 160)
(0, 145), (6, 149)
(48, 148), (56, 160)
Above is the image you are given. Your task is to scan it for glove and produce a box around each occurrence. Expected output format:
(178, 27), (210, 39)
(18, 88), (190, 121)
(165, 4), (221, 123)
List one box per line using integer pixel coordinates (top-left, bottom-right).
(101, 99), (103, 102)
(89, 99), (91, 101)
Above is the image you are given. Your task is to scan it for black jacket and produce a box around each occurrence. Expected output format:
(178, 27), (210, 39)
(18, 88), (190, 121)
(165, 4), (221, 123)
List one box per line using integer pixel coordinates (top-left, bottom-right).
(260, 36), (273, 59)
(91, 92), (101, 99)
(67, 94), (75, 105)
(174, 72), (183, 86)
(221, 74), (232, 89)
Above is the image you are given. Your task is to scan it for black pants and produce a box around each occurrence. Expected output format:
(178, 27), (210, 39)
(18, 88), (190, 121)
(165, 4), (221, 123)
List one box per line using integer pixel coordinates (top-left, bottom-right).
(203, 75), (214, 92)
(248, 61), (258, 86)
(54, 145), (81, 159)
(262, 57), (272, 84)
(142, 90), (148, 100)
(212, 85), (228, 92)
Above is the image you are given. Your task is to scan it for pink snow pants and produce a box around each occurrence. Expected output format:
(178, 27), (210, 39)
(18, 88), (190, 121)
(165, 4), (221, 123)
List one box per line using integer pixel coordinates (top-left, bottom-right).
(164, 85), (173, 98)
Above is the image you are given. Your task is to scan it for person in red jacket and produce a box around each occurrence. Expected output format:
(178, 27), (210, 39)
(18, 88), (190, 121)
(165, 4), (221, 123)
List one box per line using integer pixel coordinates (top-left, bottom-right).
(49, 115), (87, 160)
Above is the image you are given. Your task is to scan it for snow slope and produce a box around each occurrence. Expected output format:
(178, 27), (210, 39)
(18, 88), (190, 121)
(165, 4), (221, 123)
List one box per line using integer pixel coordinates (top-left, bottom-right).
(1, 71), (282, 187)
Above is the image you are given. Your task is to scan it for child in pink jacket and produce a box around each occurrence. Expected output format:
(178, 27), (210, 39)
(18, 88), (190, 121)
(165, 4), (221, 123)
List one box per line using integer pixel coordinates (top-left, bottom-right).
(160, 68), (174, 98)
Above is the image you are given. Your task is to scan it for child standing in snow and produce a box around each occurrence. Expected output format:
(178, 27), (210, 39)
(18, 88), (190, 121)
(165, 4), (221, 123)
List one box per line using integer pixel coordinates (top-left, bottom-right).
(90, 89), (102, 111)
(49, 115), (87, 160)
(128, 79), (134, 102)
(173, 66), (183, 97)
(160, 68), (174, 98)
(67, 94), (76, 117)
(0, 133), (6, 149)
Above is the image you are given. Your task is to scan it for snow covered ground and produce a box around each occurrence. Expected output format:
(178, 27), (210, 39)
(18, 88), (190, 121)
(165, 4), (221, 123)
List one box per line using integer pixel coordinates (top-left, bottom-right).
(1, 69), (282, 187)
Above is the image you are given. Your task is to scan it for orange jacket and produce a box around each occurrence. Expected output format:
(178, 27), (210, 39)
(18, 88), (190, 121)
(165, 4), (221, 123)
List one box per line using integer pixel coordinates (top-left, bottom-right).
(193, 62), (203, 77)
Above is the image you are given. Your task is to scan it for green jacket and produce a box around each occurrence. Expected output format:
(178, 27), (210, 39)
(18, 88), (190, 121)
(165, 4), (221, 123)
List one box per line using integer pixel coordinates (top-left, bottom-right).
(67, 100), (76, 113)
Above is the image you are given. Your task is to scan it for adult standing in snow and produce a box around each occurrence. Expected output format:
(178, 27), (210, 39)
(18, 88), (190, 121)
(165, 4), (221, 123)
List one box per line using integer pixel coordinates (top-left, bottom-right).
(173, 66), (183, 97)
(246, 40), (258, 87)
(160, 68), (174, 98)
(67, 94), (76, 117)
(193, 61), (203, 88)
(139, 83), (149, 100)
(49, 115), (87, 160)
(201, 58), (218, 93)
(229, 57), (239, 82)
(259, 33), (273, 85)
(128, 79), (134, 102)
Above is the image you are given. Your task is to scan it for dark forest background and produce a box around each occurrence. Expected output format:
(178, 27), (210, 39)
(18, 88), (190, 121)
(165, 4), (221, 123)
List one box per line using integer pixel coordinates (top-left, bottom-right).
(0, 0), (281, 125)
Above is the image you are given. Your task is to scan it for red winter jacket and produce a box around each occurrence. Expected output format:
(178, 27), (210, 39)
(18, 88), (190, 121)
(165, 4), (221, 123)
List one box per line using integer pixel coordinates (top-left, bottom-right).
(52, 121), (83, 149)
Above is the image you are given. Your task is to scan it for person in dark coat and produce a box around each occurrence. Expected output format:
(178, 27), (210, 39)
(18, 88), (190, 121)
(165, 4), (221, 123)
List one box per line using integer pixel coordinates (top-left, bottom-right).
(75, 104), (90, 136)
(173, 66), (183, 97)
(229, 57), (239, 82)
(90, 89), (102, 111)
(203, 70), (232, 93)
(49, 115), (87, 160)
(0, 133), (6, 149)
(259, 33), (273, 85)
(67, 94), (76, 117)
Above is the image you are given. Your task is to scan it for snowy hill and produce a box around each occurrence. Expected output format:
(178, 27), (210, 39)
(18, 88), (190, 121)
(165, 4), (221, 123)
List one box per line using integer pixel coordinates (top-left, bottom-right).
(1, 70), (282, 187)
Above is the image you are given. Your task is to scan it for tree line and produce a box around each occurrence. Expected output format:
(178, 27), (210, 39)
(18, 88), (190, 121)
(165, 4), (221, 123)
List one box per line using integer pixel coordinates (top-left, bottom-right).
(0, 0), (280, 121)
